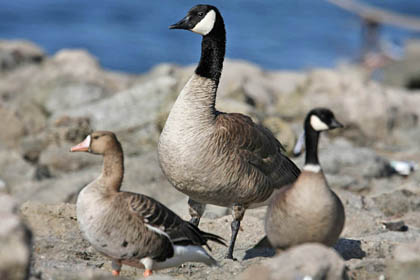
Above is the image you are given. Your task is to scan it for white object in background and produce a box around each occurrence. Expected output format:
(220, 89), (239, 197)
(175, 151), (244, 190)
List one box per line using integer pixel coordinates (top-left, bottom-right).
(389, 160), (418, 176)
(0, 179), (6, 192)
(293, 131), (305, 156)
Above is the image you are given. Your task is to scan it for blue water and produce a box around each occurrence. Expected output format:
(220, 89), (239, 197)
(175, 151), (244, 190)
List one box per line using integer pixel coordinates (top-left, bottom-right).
(0, 0), (419, 73)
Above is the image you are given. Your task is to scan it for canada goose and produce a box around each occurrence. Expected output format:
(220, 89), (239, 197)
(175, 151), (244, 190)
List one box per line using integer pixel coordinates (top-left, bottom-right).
(158, 4), (300, 259)
(265, 108), (345, 249)
(70, 131), (224, 277)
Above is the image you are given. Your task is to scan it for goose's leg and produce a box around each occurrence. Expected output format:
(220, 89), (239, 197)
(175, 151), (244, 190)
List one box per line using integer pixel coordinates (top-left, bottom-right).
(140, 257), (154, 277)
(188, 198), (206, 226)
(111, 260), (122, 276)
(225, 204), (245, 260)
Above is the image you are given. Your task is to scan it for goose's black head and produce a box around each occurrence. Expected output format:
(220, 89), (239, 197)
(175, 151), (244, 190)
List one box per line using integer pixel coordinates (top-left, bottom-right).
(169, 4), (224, 37)
(305, 108), (344, 132)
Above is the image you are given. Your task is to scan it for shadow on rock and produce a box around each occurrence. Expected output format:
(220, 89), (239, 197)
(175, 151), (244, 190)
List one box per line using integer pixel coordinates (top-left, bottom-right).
(334, 238), (366, 260)
(243, 236), (276, 260)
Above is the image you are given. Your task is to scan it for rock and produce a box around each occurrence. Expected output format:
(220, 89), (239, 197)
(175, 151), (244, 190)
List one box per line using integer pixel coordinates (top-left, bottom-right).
(44, 82), (109, 114)
(372, 189), (420, 217)
(217, 60), (264, 100)
(17, 100), (48, 136)
(0, 150), (35, 194)
(319, 138), (391, 179)
(15, 167), (97, 204)
(0, 193), (32, 280)
(387, 240), (420, 280)
(262, 116), (297, 154)
(51, 76), (176, 133)
(338, 191), (382, 237)
(300, 68), (420, 143)
(49, 49), (135, 92)
(39, 144), (99, 174)
(20, 202), (107, 279)
(237, 243), (348, 280)
(0, 40), (45, 71)
(383, 39), (420, 89)
(216, 98), (258, 122)
(0, 105), (26, 147)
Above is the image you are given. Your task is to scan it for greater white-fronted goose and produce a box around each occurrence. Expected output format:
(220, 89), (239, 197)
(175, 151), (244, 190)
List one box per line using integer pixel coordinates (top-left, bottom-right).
(265, 108), (345, 249)
(158, 5), (300, 259)
(70, 131), (224, 277)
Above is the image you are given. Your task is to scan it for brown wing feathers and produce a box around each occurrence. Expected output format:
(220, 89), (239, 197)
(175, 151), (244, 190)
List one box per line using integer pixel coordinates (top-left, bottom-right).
(215, 112), (300, 187)
(127, 193), (225, 250)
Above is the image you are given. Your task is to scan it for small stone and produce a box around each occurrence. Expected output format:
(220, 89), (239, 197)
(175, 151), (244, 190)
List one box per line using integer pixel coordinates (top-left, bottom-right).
(238, 243), (347, 280)
(382, 221), (408, 232)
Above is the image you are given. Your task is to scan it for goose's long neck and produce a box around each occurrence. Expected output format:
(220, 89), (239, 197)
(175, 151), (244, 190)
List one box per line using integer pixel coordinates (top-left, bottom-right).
(101, 148), (124, 192)
(304, 126), (320, 166)
(189, 25), (226, 112)
(195, 31), (226, 84)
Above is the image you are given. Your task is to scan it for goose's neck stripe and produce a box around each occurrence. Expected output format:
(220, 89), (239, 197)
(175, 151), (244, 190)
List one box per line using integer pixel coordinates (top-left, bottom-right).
(195, 14), (225, 83)
(303, 164), (321, 173)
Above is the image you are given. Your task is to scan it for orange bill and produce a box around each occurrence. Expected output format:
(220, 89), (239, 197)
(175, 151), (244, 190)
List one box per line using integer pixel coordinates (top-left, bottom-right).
(70, 135), (91, 152)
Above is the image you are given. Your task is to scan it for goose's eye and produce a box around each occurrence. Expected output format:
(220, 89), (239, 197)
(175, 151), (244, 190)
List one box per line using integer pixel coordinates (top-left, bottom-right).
(93, 135), (99, 140)
(198, 12), (204, 17)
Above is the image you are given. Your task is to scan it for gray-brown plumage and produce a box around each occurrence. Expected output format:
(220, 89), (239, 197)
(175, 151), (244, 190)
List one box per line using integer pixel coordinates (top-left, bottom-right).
(158, 5), (300, 259)
(265, 108), (345, 249)
(70, 131), (224, 277)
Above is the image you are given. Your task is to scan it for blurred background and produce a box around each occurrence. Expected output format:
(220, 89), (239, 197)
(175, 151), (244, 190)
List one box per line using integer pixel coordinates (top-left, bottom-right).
(2, 1), (420, 279)
(1, 0), (419, 75)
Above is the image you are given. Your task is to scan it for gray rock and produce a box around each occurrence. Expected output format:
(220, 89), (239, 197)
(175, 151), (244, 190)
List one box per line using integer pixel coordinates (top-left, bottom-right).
(0, 150), (35, 194)
(300, 68), (420, 144)
(0, 40), (45, 71)
(238, 243), (348, 280)
(51, 76), (176, 133)
(0, 194), (32, 280)
(44, 82), (109, 114)
(262, 116), (297, 154)
(0, 105), (26, 148)
(372, 189), (420, 217)
(387, 240), (420, 280)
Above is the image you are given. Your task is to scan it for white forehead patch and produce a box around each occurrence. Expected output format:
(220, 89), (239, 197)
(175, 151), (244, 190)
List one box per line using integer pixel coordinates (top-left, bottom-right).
(310, 115), (329, 131)
(191, 10), (216, 36)
(84, 135), (91, 146)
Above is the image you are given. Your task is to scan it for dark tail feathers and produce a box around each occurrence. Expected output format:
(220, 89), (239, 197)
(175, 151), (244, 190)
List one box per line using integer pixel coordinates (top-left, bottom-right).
(199, 229), (226, 251)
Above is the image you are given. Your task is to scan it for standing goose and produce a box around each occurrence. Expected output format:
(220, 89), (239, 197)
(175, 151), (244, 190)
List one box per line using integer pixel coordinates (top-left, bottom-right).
(158, 4), (300, 259)
(70, 131), (224, 277)
(265, 108), (345, 249)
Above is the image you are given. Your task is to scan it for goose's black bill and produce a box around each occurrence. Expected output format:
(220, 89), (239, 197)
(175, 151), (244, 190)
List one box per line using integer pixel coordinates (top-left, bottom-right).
(169, 16), (190, 30)
(330, 118), (344, 129)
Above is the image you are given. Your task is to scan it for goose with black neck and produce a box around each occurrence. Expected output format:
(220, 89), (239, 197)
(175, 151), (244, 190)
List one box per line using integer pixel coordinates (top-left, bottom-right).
(158, 4), (300, 260)
(265, 108), (346, 250)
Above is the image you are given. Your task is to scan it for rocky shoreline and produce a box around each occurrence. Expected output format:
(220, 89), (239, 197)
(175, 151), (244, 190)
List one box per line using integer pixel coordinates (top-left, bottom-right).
(1, 40), (420, 279)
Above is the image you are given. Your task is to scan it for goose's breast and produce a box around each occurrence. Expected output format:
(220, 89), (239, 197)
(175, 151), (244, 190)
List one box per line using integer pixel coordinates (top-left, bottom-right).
(76, 189), (148, 260)
(159, 135), (273, 206)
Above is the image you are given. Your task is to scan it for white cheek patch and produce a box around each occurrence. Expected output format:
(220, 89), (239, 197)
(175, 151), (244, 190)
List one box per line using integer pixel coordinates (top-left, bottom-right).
(310, 115), (329, 131)
(191, 10), (216, 35)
